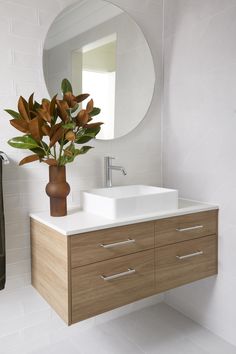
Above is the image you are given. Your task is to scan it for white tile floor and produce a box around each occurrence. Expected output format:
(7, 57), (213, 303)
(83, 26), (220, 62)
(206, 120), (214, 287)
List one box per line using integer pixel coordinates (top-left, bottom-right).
(0, 286), (236, 354)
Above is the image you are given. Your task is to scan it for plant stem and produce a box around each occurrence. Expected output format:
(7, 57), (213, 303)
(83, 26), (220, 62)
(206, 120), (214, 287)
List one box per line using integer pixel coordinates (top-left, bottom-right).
(40, 142), (49, 158)
(53, 146), (57, 160)
(58, 137), (65, 166)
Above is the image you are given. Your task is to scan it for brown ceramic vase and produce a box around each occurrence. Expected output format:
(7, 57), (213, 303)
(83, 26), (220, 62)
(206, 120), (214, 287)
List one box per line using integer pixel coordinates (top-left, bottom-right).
(45, 166), (70, 217)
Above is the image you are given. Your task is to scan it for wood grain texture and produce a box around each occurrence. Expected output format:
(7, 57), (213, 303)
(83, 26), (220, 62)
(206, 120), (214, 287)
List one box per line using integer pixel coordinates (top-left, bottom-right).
(70, 221), (155, 268)
(71, 249), (155, 323)
(156, 235), (217, 293)
(155, 210), (218, 247)
(31, 219), (71, 324)
(31, 210), (218, 325)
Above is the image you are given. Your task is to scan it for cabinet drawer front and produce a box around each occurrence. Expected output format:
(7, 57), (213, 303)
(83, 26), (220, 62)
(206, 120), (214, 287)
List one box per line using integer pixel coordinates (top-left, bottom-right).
(156, 235), (217, 293)
(70, 221), (155, 267)
(71, 249), (155, 323)
(155, 210), (218, 247)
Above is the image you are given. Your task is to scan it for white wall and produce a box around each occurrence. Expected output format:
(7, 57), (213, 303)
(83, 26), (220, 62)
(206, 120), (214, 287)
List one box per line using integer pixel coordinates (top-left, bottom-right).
(163, 0), (236, 346)
(0, 0), (163, 297)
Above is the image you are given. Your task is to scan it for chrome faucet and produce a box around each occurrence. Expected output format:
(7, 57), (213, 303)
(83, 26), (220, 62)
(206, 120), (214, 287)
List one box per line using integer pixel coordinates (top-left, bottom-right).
(104, 156), (127, 188)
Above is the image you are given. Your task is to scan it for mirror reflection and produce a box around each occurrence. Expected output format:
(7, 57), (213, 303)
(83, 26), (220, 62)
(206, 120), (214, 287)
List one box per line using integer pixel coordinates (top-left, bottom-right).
(43, 0), (155, 140)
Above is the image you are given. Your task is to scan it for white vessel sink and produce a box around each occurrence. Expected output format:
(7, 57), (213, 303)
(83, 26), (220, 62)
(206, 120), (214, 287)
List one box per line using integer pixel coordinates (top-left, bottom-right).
(82, 185), (178, 219)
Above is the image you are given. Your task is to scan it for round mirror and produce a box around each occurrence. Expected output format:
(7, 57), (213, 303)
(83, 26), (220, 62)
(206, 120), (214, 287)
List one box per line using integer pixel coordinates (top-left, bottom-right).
(43, 0), (155, 140)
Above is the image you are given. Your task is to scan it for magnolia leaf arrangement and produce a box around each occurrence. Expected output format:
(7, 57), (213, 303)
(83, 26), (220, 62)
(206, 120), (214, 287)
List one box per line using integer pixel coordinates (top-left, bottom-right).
(6, 79), (103, 166)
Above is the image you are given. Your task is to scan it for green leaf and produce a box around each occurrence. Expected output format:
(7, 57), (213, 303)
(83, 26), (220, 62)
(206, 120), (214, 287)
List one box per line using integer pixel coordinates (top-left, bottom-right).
(8, 136), (40, 150)
(34, 101), (41, 110)
(61, 79), (73, 94)
(78, 146), (93, 154)
(29, 141), (48, 157)
(62, 122), (76, 130)
(75, 126), (101, 144)
(71, 103), (79, 113)
(89, 107), (101, 117)
(84, 126), (101, 137)
(5, 109), (21, 119)
(30, 147), (45, 158)
(75, 135), (93, 144)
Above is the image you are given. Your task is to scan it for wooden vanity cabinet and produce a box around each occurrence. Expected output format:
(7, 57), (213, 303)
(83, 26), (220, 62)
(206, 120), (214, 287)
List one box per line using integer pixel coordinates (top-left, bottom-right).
(155, 210), (218, 293)
(156, 235), (217, 293)
(71, 249), (155, 323)
(31, 209), (218, 325)
(70, 221), (155, 267)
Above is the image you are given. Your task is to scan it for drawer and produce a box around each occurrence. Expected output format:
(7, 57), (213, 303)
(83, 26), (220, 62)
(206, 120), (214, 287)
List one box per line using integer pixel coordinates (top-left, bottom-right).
(71, 249), (155, 323)
(156, 235), (217, 293)
(155, 210), (218, 247)
(70, 221), (155, 267)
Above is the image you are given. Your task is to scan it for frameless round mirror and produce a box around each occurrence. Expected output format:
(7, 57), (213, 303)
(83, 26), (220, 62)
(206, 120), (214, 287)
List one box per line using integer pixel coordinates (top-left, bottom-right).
(43, 0), (155, 140)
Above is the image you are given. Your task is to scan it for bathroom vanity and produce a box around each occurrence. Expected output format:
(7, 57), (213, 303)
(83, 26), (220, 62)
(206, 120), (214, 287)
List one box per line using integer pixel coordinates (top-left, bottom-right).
(30, 200), (218, 325)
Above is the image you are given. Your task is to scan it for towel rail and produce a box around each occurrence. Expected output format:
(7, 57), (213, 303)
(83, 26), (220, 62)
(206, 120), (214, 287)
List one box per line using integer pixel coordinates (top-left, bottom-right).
(0, 152), (9, 165)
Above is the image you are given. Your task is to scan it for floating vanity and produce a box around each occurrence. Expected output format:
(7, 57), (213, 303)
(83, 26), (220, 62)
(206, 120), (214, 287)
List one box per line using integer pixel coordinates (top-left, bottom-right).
(30, 198), (218, 325)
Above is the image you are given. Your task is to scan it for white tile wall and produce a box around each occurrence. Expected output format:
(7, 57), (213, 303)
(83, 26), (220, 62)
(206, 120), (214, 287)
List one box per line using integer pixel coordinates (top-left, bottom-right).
(163, 0), (236, 347)
(0, 0), (163, 326)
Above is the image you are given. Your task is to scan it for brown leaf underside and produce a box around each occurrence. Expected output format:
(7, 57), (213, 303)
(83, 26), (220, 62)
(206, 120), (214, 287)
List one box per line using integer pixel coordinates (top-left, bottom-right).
(50, 126), (64, 147)
(19, 154), (39, 166)
(18, 96), (30, 121)
(10, 119), (29, 133)
(43, 159), (57, 166)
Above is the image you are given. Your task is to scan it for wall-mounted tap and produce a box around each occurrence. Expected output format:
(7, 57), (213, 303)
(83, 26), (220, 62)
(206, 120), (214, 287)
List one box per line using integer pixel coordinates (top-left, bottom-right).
(104, 156), (127, 188)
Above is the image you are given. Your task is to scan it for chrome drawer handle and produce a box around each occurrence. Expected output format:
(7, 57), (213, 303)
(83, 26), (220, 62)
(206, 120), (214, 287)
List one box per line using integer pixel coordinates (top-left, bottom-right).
(100, 238), (135, 249)
(176, 250), (203, 260)
(100, 268), (136, 281)
(176, 225), (203, 232)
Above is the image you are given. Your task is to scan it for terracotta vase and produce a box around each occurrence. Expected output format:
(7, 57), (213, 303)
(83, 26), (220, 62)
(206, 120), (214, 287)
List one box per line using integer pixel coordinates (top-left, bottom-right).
(45, 166), (70, 217)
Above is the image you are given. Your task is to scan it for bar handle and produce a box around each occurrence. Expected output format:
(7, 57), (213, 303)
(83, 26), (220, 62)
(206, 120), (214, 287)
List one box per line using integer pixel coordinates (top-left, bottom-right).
(100, 268), (136, 281)
(100, 238), (135, 249)
(176, 250), (203, 260)
(176, 225), (203, 232)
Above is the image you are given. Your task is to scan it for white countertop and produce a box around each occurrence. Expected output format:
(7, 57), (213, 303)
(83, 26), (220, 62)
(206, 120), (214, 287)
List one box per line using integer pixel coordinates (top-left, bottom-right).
(30, 199), (219, 236)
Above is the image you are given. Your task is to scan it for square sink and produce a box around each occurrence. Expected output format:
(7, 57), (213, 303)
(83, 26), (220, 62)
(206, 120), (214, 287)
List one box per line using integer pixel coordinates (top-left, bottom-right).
(82, 185), (178, 219)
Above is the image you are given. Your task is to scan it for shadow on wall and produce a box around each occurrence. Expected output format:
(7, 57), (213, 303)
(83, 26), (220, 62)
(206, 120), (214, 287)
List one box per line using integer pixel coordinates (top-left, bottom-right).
(163, 0), (222, 329)
(166, 275), (218, 322)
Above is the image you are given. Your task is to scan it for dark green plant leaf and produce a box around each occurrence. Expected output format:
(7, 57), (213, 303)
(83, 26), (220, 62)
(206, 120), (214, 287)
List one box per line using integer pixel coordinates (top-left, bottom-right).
(61, 79), (73, 94)
(34, 101), (41, 110)
(78, 146), (93, 154)
(84, 126), (101, 136)
(8, 136), (40, 150)
(75, 126), (101, 144)
(71, 103), (79, 113)
(62, 122), (76, 130)
(75, 135), (93, 144)
(41, 141), (50, 151)
(76, 93), (90, 103)
(5, 109), (21, 119)
(30, 147), (45, 158)
(89, 107), (101, 117)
